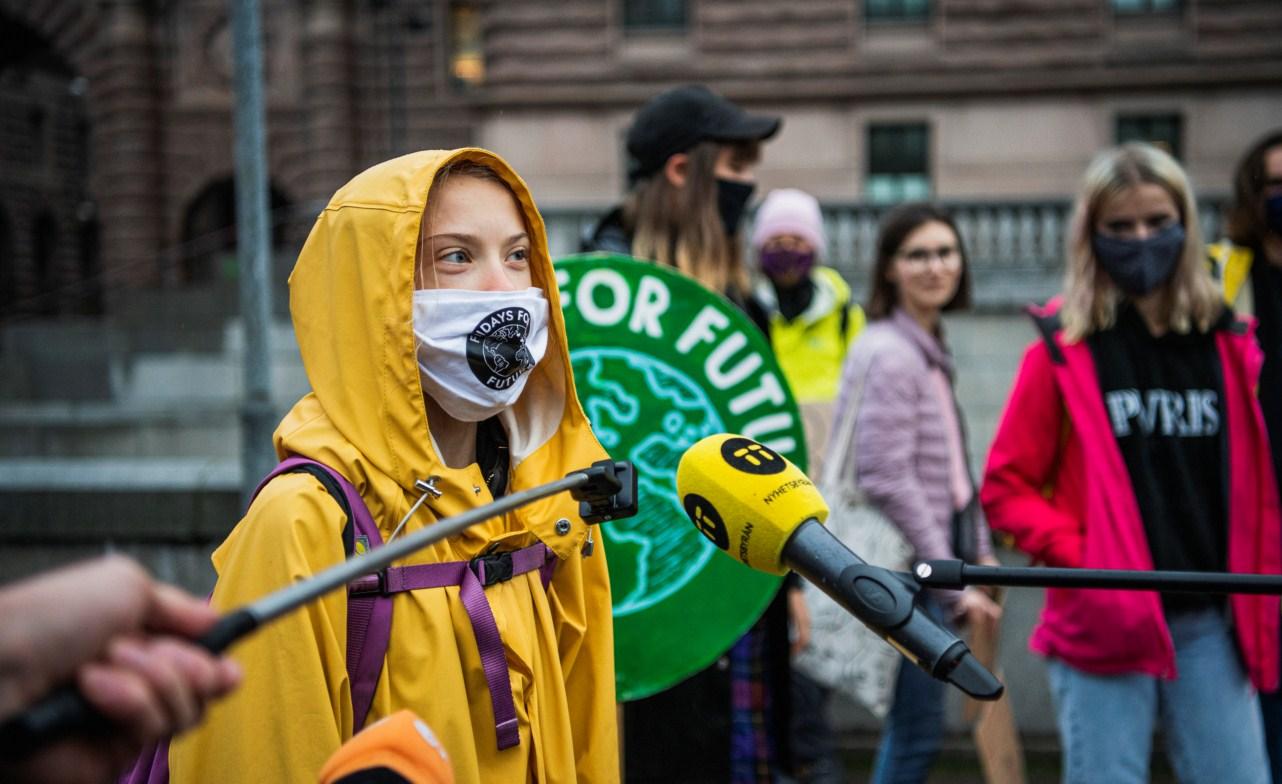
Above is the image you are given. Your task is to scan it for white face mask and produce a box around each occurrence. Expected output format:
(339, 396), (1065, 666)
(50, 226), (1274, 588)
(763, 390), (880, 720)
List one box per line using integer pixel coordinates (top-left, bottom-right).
(412, 287), (550, 422)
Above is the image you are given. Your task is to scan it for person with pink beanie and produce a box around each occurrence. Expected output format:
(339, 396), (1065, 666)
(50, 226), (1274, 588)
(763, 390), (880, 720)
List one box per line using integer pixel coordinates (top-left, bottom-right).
(748, 188), (865, 475)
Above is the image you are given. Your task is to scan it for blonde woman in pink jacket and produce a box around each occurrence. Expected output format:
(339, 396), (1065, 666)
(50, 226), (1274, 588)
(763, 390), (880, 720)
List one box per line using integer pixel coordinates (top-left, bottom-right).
(982, 144), (1280, 784)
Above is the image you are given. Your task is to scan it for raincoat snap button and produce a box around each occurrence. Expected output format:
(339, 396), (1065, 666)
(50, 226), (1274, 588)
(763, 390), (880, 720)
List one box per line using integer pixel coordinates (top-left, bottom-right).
(555, 518), (571, 535)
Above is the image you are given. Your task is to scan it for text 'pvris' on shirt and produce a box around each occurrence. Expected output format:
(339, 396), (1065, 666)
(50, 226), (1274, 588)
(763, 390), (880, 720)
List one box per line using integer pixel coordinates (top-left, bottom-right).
(1104, 388), (1219, 438)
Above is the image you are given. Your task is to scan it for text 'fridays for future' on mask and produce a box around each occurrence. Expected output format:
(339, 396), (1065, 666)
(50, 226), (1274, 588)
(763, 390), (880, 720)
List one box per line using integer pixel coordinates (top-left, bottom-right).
(413, 287), (550, 422)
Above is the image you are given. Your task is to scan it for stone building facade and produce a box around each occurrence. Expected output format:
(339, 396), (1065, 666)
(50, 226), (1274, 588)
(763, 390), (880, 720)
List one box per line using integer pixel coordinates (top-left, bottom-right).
(1, 0), (1280, 324)
(1, 0), (466, 323)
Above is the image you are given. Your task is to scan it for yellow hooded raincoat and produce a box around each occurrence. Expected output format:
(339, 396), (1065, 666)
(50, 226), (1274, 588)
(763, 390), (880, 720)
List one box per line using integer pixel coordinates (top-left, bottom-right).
(170, 149), (618, 783)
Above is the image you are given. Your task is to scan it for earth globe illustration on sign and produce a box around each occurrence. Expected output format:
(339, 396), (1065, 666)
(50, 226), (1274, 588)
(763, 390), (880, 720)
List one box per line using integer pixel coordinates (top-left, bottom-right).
(571, 347), (725, 616)
(557, 253), (805, 701)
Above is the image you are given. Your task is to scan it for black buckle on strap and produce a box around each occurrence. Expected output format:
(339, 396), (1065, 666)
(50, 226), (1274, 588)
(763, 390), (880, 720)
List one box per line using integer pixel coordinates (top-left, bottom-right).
(470, 550), (514, 587)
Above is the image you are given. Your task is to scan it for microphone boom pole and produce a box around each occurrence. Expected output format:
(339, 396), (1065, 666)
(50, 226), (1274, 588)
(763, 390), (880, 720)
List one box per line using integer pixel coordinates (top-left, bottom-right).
(0, 460), (636, 757)
(914, 559), (1282, 596)
(207, 461), (631, 653)
(785, 520), (1003, 700)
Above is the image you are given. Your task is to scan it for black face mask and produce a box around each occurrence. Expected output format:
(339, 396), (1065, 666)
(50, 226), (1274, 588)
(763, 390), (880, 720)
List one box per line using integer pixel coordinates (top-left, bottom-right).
(1266, 194), (1282, 235)
(1091, 223), (1186, 297)
(716, 178), (755, 237)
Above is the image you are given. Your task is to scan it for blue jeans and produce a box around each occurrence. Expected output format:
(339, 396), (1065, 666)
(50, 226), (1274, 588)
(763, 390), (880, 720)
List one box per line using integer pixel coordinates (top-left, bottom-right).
(870, 598), (948, 784)
(1047, 608), (1268, 784)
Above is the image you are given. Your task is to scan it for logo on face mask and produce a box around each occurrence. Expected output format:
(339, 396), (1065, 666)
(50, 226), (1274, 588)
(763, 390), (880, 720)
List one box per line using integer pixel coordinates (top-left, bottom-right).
(466, 307), (536, 390)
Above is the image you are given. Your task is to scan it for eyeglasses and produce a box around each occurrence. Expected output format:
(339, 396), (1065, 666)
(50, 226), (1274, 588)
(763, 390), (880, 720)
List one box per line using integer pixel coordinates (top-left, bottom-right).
(896, 245), (961, 267)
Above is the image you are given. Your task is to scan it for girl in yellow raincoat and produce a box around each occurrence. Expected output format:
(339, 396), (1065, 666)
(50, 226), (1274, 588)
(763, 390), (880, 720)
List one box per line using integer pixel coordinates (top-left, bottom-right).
(170, 149), (618, 783)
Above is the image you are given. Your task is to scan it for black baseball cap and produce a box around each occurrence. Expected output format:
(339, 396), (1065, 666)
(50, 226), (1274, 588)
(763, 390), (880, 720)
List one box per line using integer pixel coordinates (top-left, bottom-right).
(625, 84), (781, 183)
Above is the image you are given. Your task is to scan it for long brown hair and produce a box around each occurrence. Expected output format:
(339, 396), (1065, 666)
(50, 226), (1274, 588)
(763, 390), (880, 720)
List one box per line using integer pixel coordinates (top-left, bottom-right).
(623, 140), (757, 295)
(865, 203), (972, 320)
(1060, 143), (1221, 342)
(1226, 129), (1282, 249)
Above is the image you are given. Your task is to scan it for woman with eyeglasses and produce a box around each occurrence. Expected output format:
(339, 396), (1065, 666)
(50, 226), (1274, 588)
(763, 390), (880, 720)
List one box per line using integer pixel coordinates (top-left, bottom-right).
(827, 202), (1001, 784)
(981, 143), (1280, 783)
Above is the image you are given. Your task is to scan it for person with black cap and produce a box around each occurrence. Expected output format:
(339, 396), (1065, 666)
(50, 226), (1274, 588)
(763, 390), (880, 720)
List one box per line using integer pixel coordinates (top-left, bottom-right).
(585, 85), (797, 783)
(582, 83), (780, 314)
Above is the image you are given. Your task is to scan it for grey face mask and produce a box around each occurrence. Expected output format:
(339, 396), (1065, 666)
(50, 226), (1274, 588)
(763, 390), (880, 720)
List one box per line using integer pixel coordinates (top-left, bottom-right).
(1091, 223), (1186, 297)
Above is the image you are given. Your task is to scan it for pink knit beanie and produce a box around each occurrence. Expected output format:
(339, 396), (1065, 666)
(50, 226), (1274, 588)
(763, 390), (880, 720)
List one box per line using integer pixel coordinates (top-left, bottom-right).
(750, 188), (826, 259)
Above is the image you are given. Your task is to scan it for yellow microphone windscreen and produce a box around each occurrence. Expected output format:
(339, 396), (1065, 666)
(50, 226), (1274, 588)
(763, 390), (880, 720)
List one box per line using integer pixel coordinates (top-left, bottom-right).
(676, 434), (829, 575)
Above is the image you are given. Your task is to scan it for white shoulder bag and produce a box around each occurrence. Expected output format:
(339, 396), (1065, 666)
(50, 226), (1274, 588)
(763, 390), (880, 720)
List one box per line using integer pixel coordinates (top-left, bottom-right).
(792, 355), (914, 719)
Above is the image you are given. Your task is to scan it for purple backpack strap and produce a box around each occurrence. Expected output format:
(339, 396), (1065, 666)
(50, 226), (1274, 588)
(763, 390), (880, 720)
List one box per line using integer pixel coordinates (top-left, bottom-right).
(117, 740), (169, 784)
(348, 542), (556, 750)
(115, 458), (392, 784)
(254, 456), (390, 734)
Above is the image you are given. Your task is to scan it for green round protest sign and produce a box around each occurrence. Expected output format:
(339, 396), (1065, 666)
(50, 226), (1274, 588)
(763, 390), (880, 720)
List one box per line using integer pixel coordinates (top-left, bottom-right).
(554, 253), (808, 701)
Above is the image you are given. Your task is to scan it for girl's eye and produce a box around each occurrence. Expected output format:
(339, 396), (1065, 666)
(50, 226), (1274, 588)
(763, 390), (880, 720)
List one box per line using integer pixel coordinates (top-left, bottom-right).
(508, 247), (530, 263)
(1105, 221), (1134, 235)
(440, 250), (468, 264)
(1146, 215), (1176, 230)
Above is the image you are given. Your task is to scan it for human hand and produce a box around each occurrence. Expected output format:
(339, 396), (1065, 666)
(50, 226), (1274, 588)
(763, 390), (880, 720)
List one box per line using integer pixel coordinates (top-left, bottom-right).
(954, 587), (1002, 633)
(0, 556), (241, 783)
(787, 587), (811, 657)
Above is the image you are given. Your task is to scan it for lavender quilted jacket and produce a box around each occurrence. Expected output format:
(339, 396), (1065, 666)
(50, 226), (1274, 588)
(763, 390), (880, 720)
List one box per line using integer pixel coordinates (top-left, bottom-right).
(829, 308), (994, 565)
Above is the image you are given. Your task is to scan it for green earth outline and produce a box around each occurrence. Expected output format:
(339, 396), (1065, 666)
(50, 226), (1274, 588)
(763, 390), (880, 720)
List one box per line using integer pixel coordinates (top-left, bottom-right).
(557, 252), (805, 701)
(571, 346), (725, 616)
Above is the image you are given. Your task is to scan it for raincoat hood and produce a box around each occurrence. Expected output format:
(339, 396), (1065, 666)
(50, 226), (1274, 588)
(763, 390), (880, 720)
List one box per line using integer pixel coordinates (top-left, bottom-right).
(279, 149), (606, 554)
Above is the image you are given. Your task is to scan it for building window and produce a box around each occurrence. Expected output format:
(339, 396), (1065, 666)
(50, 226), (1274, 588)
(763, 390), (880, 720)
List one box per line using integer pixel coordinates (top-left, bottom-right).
(1116, 113), (1182, 160)
(449, 2), (485, 88)
(33, 212), (59, 316)
(0, 206), (14, 315)
(866, 123), (931, 204)
(623, 0), (688, 32)
(29, 107), (46, 165)
(1112, 0), (1179, 14)
(77, 208), (102, 316)
(180, 178), (292, 286)
(865, 0), (930, 23)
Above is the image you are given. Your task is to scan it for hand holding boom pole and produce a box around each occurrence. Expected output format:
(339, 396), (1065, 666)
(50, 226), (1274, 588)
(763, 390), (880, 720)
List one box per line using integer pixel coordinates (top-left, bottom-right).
(0, 460), (636, 757)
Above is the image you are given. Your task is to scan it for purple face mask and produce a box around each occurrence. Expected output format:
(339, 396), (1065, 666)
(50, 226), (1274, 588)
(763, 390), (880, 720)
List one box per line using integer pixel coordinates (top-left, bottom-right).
(759, 247), (816, 280)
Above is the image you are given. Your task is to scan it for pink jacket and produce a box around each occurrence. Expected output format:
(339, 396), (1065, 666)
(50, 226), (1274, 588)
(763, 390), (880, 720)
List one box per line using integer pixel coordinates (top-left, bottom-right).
(835, 308), (994, 565)
(981, 304), (1280, 690)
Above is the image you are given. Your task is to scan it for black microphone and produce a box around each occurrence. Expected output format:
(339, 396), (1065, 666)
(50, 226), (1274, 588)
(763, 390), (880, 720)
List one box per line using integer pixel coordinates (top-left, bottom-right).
(676, 434), (1003, 700)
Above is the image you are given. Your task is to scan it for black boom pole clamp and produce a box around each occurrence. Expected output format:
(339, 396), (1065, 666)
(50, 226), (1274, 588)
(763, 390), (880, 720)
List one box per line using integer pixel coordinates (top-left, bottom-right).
(569, 460), (638, 524)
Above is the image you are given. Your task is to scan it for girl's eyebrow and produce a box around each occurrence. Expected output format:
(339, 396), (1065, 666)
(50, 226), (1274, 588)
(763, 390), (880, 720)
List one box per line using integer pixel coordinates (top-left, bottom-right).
(427, 232), (477, 244)
(427, 232), (529, 244)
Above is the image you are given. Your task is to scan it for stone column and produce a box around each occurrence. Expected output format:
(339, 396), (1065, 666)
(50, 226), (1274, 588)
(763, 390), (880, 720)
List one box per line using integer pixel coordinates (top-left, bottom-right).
(299, 0), (358, 206)
(91, 0), (165, 293)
